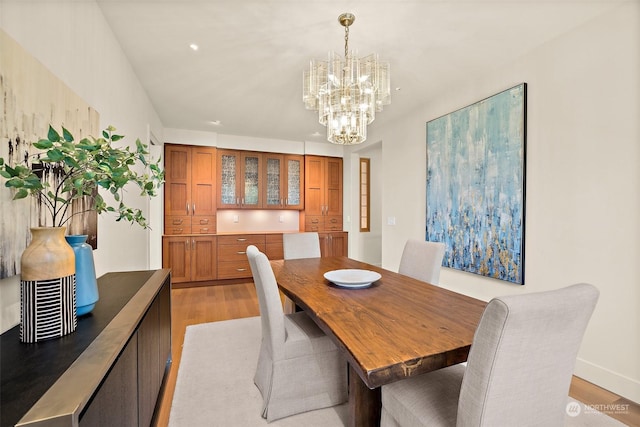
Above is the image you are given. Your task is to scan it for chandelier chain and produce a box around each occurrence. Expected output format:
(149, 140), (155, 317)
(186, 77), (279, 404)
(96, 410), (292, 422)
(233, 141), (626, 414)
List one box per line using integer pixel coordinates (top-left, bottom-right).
(344, 25), (349, 58)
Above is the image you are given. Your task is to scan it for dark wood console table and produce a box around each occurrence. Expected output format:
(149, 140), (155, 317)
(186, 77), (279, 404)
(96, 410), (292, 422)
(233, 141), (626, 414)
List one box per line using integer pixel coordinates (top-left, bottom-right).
(0, 269), (171, 427)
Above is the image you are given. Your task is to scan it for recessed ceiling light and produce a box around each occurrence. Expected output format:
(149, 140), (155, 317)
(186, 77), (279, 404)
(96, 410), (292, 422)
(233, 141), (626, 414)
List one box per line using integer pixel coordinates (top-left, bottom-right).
(209, 120), (221, 126)
(395, 87), (402, 91)
(189, 43), (199, 51)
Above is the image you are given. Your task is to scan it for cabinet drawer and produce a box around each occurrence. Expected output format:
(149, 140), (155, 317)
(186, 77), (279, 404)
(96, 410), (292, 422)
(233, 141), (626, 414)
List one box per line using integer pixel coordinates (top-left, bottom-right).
(325, 216), (343, 231)
(192, 216), (216, 234)
(305, 215), (323, 232)
(218, 243), (265, 261)
(217, 261), (252, 279)
(192, 215), (216, 226)
(164, 216), (191, 235)
(217, 234), (265, 246)
(193, 224), (216, 234)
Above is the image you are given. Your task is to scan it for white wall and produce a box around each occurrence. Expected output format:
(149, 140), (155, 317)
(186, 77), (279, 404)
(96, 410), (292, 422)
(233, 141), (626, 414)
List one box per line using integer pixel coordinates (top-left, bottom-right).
(367, 2), (639, 402)
(345, 142), (383, 265)
(0, 0), (164, 330)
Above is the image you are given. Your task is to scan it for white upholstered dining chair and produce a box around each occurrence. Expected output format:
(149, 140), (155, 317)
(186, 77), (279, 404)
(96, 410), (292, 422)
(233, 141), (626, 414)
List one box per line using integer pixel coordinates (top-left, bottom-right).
(398, 239), (446, 284)
(381, 283), (599, 427)
(283, 232), (321, 259)
(282, 232), (322, 313)
(246, 245), (348, 422)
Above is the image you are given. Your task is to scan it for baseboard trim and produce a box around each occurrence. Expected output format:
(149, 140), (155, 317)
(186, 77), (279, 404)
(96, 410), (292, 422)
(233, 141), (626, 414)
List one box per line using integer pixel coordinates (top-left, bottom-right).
(575, 357), (640, 404)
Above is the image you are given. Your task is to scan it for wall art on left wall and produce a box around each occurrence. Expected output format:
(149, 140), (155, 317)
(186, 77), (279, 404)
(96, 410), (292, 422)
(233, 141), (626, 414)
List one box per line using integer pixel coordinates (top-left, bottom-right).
(0, 30), (99, 279)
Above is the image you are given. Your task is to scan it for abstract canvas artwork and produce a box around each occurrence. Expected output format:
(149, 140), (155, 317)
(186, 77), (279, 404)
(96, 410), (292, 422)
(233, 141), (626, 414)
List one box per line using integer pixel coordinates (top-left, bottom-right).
(426, 84), (526, 284)
(0, 30), (99, 279)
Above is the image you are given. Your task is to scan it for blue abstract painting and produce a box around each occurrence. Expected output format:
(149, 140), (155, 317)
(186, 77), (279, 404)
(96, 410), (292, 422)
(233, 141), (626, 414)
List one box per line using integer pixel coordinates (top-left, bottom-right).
(426, 84), (526, 284)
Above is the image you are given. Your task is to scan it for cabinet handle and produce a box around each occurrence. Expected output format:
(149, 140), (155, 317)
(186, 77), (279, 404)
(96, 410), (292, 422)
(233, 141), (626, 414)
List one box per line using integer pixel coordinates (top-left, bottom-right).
(236, 268), (247, 272)
(200, 219), (209, 224)
(186, 203), (190, 214)
(201, 227), (209, 232)
(237, 251), (246, 255)
(172, 219), (183, 225)
(192, 239), (195, 250)
(185, 240), (189, 251)
(237, 238), (247, 242)
(173, 228), (183, 234)
(242, 197), (245, 205)
(193, 203), (196, 214)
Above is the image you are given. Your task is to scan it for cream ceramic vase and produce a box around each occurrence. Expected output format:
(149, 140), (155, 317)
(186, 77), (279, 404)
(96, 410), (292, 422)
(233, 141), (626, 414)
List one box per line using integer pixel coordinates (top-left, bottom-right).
(20, 227), (77, 343)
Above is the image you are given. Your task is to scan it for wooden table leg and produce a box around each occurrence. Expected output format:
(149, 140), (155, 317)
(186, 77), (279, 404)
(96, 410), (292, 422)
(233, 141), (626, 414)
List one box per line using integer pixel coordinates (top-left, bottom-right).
(348, 365), (381, 427)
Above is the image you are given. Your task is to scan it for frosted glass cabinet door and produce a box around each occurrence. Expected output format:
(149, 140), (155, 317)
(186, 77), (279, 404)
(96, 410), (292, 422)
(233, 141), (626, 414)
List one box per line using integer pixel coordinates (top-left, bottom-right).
(265, 155), (283, 208)
(262, 154), (304, 210)
(285, 155), (304, 210)
(242, 152), (262, 208)
(218, 151), (240, 208)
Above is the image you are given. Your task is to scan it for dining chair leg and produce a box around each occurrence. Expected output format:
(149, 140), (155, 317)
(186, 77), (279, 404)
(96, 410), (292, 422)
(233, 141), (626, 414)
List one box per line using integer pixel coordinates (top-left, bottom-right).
(348, 365), (381, 427)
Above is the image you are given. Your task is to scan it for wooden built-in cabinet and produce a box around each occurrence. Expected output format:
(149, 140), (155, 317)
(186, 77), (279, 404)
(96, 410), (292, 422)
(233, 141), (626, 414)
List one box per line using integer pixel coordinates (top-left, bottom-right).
(303, 155), (343, 232)
(263, 154), (305, 210)
(163, 146), (347, 286)
(217, 150), (263, 209)
(162, 236), (217, 284)
(164, 144), (217, 235)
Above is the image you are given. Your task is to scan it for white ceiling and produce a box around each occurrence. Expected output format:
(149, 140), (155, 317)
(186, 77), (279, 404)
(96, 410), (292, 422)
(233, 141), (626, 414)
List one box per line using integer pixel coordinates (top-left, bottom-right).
(96, 0), (623, 144)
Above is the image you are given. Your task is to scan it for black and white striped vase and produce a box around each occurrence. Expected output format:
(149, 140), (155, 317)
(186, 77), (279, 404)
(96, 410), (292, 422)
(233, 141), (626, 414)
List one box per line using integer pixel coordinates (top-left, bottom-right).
(20, 227), (77, 343)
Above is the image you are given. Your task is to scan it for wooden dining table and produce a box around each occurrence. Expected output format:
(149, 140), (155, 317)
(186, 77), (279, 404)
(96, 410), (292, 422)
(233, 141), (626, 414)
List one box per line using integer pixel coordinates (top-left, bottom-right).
(270, 256), (487, 427)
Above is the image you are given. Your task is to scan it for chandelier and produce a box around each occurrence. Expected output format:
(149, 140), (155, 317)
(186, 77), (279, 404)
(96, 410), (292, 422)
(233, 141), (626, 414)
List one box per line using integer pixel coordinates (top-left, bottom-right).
(303, 13), (391, 145)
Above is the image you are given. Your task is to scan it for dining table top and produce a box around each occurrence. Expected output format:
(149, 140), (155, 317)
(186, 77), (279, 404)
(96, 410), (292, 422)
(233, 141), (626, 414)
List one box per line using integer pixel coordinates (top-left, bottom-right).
(270, 256), (487, 389)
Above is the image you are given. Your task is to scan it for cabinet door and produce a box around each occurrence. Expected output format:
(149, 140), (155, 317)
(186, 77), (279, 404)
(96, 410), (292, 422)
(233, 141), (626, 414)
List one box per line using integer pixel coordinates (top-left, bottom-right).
(191, 236), (217, 281)
(304, 156), (325, 216)
(80, 334), (138, 426)
(329, 232), (348, 256)
(191, 146), (217, 217)
(138, 300), (160, 427)
(325, 157), (343, 217)
(265, 234), (284, 260)
(241, 152), (262, 208)
(162, 236), (191, 283)
(164, 145), (191, 216)
(318, 232), (348, 257)
(263, 154), (283, 209)
(217, 150), (241, 208)
(284, 155), (304, 210)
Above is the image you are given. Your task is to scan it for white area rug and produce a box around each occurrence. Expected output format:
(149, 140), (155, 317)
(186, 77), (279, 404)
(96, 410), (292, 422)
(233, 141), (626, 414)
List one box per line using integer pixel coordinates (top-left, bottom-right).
(169, 316), (625, 427)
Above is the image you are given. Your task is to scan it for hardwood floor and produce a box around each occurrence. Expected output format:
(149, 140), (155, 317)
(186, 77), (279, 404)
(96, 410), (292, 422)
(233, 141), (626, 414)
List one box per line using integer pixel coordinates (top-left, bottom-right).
(154, 283), (640, 427)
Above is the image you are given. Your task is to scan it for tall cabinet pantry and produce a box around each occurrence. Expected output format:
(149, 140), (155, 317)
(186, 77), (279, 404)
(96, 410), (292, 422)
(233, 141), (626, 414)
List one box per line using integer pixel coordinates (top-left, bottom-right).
(162, 144), (217, 283)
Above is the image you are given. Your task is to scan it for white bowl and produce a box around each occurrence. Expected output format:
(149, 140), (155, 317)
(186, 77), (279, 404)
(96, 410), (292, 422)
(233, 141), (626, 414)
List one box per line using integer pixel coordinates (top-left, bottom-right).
(323, 269), (382, 289)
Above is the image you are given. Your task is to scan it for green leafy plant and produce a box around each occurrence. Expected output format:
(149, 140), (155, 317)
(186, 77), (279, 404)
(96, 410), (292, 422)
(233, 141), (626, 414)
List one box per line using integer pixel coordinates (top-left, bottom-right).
(0, 125), (164, 228)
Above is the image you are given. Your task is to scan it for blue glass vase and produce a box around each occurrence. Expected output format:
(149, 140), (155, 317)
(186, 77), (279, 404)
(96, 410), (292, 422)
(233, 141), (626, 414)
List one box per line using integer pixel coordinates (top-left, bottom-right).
(65, 235), (99, 316)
